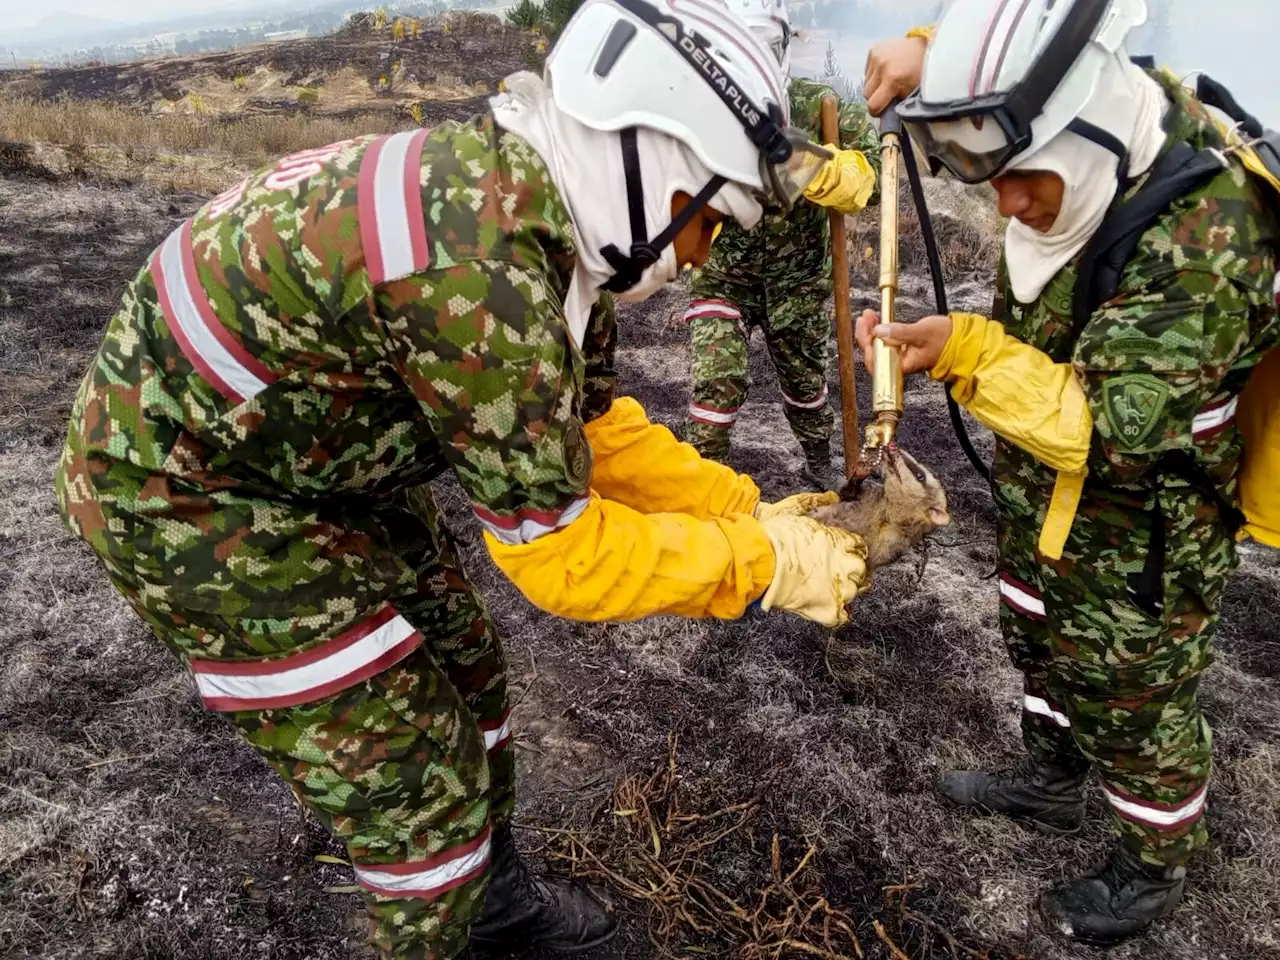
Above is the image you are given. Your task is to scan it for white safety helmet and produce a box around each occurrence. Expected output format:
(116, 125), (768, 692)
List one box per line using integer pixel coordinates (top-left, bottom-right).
(898, 0), (1149, 183)
(546, 0), (828, 290)
(723, 0), (792, 74)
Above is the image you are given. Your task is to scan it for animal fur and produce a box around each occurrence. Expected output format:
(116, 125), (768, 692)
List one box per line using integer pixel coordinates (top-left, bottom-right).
(808, 448), (950, 570)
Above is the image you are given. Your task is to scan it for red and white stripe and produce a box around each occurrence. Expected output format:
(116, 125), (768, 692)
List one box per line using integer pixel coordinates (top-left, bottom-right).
(782, 384), (829, 411)
(152, 220), (278, 404)
(474, 496), (591, 546)
(970, 0), (1035, 98)
(359, 129), (431, 286)
(684, 299), (748, 338)
(191, 605), (423, 712)
(1192, 397), (1238, 440)
(998, 572), (1046, 621)
(1102, 782), (1209, 831)
(355, 827), (492, 899)
(480, 709), (513, 752)
(683, 299), (742, 323)
(1023, 694), (1070, 728)
(688, 401), (741, 426)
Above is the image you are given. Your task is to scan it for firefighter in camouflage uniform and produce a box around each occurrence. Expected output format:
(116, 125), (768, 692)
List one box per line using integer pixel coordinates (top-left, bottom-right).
(55, 2), (878, 958)
(861, 1), (1280, 945)
(684, 0), (879, 489)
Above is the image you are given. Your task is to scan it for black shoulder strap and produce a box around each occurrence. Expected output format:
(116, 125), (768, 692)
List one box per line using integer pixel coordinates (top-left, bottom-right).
(1072, 143), (1225, 334)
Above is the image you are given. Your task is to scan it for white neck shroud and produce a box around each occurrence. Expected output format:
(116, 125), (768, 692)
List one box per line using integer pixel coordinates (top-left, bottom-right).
(1003, 57), (1169, 305)
(492, 72), (762, 344)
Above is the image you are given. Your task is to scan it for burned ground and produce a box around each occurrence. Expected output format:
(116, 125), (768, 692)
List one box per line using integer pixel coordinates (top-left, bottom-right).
(2, 88), (1280, 960)
(0, 13), (531, 122)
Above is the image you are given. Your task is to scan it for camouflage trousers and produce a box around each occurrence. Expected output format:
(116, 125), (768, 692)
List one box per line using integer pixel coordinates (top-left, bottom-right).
(994, 471), (1235, 867)
(121, 486), (513, 960)
(683, 276), (833, 462)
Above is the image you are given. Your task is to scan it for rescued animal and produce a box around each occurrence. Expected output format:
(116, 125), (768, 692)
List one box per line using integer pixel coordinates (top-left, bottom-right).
(808, 448), (950, 569)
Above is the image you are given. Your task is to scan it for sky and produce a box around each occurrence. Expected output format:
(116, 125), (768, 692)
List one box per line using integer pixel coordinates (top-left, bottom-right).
(1, 0), (252, 28)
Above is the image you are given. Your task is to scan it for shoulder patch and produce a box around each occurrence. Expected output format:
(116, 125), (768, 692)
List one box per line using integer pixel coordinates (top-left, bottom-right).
(1102, 374), (1170, 450)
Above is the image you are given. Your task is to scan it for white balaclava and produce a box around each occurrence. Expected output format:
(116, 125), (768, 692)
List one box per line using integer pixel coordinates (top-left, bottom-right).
(1003, 56), (1170, 304)
(491, 72), (763, 343)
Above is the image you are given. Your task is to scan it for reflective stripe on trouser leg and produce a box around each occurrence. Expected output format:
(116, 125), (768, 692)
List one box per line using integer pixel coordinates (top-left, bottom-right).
(994, 561), (1086, 769)
(228, 640), (494, 960)
(1034, 489), (1227, 867)
(686, 312), (750, 462)
(761, 284), (833, 446)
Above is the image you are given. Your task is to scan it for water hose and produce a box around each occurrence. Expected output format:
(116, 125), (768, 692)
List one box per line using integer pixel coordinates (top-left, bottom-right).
(895, 121), (992, 484)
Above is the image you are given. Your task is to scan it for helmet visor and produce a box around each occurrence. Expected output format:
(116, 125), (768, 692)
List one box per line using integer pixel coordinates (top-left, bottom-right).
(760, 131), (832, 212)
(901, 110), (1026, 184)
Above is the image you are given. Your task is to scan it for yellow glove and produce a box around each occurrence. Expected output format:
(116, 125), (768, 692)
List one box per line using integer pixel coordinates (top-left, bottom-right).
(758, 515), (868, 627)
(931, 312), (1094, 559)
(486, 495), (775, 622)
(754, 490), (840, 521)
(584, 397), (761, 518)
(802, 146), (877, 214)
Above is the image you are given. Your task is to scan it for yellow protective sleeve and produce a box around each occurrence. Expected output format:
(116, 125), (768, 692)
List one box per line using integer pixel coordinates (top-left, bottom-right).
(583, 397), (761, 519)
(485, 494), (776, 622)
(1238, 348), (1280, 547)
(803, 147), (877, 215)
(906, 25), (936, 42)
(931, 312), (1094, 559)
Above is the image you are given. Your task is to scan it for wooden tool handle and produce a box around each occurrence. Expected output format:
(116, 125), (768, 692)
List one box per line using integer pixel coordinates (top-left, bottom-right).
(821, 94), (859, 478)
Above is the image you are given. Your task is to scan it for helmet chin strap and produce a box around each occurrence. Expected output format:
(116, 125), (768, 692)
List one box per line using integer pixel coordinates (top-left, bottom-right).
(599, 127), (727, 294)
(1066, 117), (1130, 179)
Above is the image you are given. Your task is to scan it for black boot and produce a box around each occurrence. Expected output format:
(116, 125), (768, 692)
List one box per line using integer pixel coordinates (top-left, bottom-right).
(800, 440), (841, 491)
(936, 755), (1088, 834)
(468, 826), (616, 956)
(1039, 844), (1185, 945)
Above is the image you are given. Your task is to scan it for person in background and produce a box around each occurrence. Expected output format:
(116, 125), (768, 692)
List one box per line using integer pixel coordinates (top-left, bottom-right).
(683, 0), (880, 490)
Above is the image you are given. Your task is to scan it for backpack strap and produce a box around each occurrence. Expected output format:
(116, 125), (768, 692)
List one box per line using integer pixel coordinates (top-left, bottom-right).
(1071, 142), (1226, 335)
(1071, 141), (1247, 537)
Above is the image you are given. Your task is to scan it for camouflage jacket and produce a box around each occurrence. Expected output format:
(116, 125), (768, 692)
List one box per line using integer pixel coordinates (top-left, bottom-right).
(56, 114), (617, 647)
(991, 75), (1280, 542)
(692, 79), (881, 297)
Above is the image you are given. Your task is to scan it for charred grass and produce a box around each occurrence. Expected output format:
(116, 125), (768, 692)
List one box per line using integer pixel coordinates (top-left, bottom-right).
(0, 162), (1278, 960)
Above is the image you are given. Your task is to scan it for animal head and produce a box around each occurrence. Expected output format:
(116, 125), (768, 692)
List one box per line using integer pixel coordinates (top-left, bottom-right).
(881, 448), (950, 529)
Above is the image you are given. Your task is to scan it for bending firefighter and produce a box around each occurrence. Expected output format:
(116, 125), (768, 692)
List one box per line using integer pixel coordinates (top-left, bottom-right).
(684, 0), (879, 489)
(862, 0), (1279, 945)
(55, 2), (872, 957)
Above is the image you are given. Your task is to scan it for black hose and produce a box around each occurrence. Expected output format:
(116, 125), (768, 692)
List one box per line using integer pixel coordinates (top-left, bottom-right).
(896, 125), (992, 484)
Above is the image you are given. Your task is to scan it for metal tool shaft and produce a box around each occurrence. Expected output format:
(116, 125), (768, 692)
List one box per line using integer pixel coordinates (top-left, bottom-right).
(866, 128), (903, 450)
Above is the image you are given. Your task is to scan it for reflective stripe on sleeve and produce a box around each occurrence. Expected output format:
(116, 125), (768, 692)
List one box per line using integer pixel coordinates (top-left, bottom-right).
(474, 496), (591, 546)
(479, 709), (513, 752)
(354, 827), (492, 899)
(1023, 694), (1070, 728)
(1101, 782), (1209, 830)
(152, 220), (277, 404)
(998, 572), (1046, 620)
(359, 129), (431, 286)
(191, 605), (423, 711)
(782, 385), (829, 410)
(688, 402), (741, 426)
(1192, 397), (1238, 439)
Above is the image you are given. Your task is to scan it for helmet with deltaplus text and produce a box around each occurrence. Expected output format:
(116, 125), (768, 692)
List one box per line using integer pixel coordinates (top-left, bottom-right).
(722, 0), (792, 73)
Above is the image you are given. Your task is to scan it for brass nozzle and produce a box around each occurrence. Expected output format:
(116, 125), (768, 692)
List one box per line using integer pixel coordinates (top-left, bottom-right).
(870, 130), (903, 447)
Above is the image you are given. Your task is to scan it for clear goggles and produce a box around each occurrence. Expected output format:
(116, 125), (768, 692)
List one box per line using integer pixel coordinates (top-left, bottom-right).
(898, 100), (1034, 184)
(759, 129), (833, 213)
